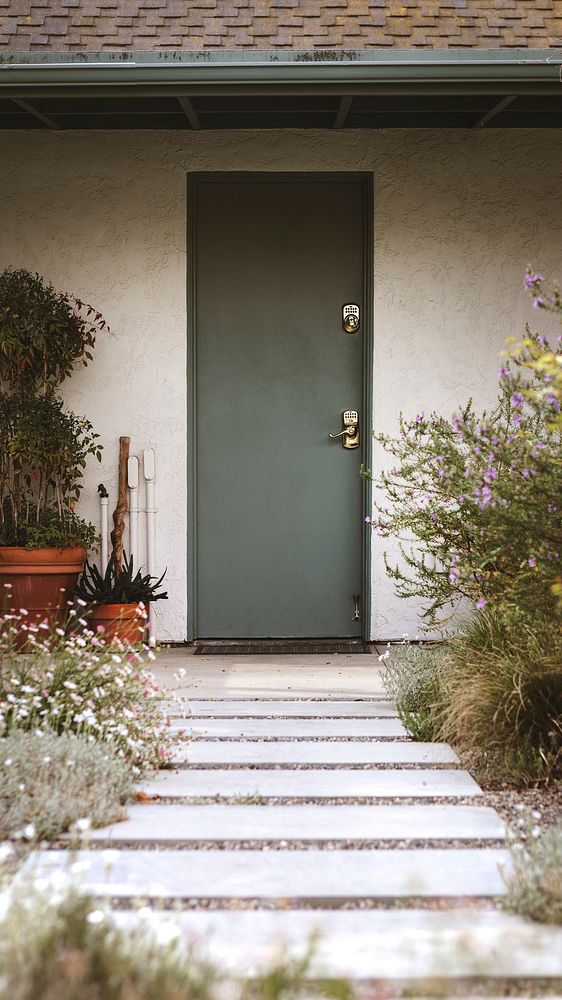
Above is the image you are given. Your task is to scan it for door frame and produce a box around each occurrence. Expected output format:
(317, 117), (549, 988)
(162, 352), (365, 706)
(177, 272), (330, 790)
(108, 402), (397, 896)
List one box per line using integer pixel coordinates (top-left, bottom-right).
(186, 171), (374, 641)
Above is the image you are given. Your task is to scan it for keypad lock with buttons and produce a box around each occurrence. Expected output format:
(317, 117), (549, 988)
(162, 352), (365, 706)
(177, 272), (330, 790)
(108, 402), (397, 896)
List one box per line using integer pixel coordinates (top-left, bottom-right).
(329, 410), (360, 449)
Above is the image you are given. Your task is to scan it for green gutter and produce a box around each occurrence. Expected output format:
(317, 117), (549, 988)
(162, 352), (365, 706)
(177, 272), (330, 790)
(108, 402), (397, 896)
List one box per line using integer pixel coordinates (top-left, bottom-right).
(1, 49), (561, 97)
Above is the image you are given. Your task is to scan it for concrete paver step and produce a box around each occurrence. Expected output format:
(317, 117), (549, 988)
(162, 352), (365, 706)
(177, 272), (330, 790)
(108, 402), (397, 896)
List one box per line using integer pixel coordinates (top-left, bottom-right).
(173, 700), (398, 718)
(140, 767), (482, 799)
(171, 718), (407, 738)
(28, 848), (510, 899)
(112, 909), (562, 980)
(88, 803), (504, 842)
(174, 740), (458, 765)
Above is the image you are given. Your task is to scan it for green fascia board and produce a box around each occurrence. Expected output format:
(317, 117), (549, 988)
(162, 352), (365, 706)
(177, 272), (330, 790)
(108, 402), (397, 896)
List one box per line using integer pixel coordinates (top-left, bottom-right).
(0, 49), (561, 95)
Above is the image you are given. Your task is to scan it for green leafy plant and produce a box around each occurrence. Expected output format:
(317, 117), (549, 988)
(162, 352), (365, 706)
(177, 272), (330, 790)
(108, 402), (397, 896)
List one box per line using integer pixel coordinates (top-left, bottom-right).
(0, 393), (101, 549)
(0, 269), (106, 553)
(75, 553), (168, 605)
(0, 730), (132, 843)
(504, 814), (562, 924)
(0, 611), (175, 771)
(0, 268), (108, 397)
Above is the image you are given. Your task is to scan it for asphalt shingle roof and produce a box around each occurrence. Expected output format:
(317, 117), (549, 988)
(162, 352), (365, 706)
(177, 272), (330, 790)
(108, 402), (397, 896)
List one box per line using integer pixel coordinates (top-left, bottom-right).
(1, 0), (562, 52)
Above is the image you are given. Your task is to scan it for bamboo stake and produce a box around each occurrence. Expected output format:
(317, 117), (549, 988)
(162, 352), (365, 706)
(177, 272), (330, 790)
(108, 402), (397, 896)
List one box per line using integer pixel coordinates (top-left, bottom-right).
(111, 436), (130, 575)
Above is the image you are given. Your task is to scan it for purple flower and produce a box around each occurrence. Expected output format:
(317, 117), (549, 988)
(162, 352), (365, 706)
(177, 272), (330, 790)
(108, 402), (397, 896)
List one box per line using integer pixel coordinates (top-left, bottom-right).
(476, 484), (494, 509)
(364, 516), (372, 524)
(528, 557), (536, 568)
(524, 272), (544, 289)
(532, 296), (545, 309)
(522, 468), (530, 479)
(497, 366), (510, 380)
(476, 598), (487, 610)
(546, 394), (561, 410)
(484, 466), (498, 484)
(510, 392), (524, 408)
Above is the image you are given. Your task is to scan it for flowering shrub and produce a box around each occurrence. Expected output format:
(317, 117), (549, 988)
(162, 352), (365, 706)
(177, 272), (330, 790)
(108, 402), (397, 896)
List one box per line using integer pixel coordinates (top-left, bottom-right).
(0, 606), (176, 772)
(368, 274), (562, 626)
(0, 730), (132, 843)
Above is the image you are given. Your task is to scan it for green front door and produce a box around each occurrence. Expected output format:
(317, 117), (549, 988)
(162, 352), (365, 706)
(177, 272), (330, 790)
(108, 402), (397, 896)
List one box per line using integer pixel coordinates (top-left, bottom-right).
(192, 175), (367, 638)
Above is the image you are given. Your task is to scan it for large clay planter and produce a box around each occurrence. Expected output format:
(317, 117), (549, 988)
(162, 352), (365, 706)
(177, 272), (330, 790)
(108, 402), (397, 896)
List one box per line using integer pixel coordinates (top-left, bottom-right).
(88, 603), (147, 646)
(0, 546), (86, 632)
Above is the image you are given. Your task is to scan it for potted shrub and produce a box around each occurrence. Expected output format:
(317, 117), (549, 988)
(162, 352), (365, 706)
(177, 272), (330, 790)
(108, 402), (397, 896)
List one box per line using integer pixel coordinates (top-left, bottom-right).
(0, 269), (107, 627)
(75, 553), (168, 645)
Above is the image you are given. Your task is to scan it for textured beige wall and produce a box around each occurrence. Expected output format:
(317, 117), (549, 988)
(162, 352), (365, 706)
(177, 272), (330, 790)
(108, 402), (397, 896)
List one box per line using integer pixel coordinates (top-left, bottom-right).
(1, 128), (561, 641)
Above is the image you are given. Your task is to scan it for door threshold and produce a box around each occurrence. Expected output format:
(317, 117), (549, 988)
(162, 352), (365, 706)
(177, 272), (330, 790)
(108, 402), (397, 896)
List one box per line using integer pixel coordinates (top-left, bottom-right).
(194, 639), (373, 655)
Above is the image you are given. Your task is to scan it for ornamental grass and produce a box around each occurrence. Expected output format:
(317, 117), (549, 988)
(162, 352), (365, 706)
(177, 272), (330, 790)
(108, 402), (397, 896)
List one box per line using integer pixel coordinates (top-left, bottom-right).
(439, 609), (562, 786)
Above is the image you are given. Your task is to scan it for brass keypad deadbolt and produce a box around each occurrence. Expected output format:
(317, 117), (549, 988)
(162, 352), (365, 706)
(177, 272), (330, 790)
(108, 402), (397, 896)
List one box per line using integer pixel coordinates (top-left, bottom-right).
(329, 410), (360, 449)
(342, 304), (360, 334)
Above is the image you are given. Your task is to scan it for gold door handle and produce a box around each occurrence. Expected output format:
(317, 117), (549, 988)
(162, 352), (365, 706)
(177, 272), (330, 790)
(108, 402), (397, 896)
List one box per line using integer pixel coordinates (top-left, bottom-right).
(329, 410), (360, 449)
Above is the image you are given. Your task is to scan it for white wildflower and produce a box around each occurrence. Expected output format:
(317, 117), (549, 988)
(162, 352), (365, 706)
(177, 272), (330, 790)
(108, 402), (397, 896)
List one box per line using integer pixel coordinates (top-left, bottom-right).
(0, 843), (14, 862)
(87, 910), (105, 925)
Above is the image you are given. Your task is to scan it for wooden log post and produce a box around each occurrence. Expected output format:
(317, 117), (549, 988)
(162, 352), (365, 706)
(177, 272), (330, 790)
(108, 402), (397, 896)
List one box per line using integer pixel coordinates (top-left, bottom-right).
(111, 436), (130, 576)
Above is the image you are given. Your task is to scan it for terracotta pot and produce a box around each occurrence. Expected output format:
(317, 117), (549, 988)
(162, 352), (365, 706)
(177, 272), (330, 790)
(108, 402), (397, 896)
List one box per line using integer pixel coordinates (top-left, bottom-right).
(0, 546), (86, 632)
(88, 603), (147, 646)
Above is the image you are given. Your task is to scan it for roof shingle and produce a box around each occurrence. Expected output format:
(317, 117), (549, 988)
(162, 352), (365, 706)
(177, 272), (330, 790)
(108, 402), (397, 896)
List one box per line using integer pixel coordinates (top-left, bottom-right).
(2, 0), (562, 51)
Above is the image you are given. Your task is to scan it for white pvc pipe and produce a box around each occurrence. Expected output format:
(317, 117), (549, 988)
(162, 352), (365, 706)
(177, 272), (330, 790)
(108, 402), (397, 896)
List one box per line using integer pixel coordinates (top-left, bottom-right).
(100, 496), (109, 571)
(127, 456), (139, 566)
(143, 448), (156, 645)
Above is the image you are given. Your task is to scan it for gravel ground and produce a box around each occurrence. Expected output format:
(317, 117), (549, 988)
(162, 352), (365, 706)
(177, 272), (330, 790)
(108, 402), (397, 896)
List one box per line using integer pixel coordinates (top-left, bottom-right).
(144, 794), (485, 806)
(173, 763), (456, 771)
(108, 895), (499, 912)
(66, 837), (506, 852)
(480, 783), (562, 832)
(178, 737), (410, 742)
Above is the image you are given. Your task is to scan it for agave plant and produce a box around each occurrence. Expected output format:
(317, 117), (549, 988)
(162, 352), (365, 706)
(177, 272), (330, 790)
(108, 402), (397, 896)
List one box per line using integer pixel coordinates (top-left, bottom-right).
(74, 553), (167, 605)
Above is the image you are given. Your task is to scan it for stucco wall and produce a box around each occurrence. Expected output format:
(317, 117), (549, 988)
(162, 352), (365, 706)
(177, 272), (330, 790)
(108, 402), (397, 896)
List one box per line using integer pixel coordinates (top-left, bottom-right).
(1, 128), (561, 641)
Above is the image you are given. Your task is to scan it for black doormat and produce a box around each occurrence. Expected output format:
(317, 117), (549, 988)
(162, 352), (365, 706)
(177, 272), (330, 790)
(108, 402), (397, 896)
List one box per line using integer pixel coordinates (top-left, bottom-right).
(195, 640), (373, 655)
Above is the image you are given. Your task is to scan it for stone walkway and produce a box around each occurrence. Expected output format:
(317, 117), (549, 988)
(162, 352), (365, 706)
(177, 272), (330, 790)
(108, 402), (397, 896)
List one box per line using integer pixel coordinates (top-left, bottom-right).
(30, 655), (562, 989)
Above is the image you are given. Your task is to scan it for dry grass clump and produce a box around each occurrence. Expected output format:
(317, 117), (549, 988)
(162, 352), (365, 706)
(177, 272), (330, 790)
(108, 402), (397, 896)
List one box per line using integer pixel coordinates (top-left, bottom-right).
(0, 731), (132, 843)
(504, 816), (562, 924)
(0, 877), (353, 1000)
(440, 610), (562, 786)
